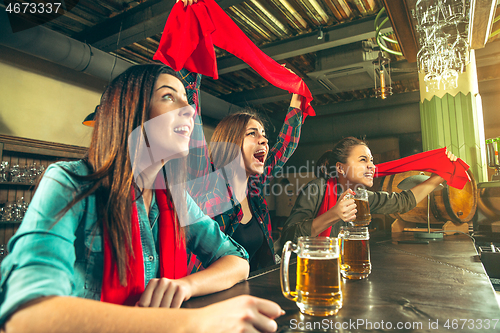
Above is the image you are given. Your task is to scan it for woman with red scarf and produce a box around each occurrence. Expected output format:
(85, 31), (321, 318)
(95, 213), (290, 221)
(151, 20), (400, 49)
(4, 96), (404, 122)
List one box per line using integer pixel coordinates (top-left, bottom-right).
(279, 137), (459, 247)
(153, 0), (311, 272)
(190, 95), (303, 272)
(0, 65), (283, 333)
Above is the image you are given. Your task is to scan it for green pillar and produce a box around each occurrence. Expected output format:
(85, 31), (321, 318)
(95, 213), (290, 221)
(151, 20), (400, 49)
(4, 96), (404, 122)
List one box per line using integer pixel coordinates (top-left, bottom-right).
(419, 50), (488, 183)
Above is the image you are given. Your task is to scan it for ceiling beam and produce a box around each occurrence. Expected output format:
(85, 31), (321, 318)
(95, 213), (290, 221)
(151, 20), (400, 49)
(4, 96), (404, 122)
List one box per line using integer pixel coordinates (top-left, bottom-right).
(218, 18), (393, 74)
(269, 91), (419, 121)
(224, 74), (419, 106)
(381, 0), (418, 63)
(73, 0), (171, 49)
(75, 0), (246, 52)
(223, 78), (325, 106)
(266, 91), (420, 129)
(311, 91), (420, 116)
(223, 60), (418, 106)
(470, 0), (497, 49)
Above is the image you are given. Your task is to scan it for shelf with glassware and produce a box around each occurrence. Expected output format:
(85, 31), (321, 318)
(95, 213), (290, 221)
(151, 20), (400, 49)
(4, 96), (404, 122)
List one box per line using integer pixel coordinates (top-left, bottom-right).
(0, 170), (41, 224)
(0, 197), (29, 224)
(0, 182), (36, 186)
(0, 135), (87, 253)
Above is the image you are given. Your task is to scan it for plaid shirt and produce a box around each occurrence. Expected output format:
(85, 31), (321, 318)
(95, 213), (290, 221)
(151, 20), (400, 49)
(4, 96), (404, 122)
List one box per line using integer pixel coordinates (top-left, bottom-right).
(180, 70), (303, 272)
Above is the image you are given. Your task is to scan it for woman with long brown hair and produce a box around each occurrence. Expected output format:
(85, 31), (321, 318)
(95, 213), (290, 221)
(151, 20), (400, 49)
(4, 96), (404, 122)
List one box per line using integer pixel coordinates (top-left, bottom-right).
(189, 93), (303, 272)
(0, 64), (283, 333)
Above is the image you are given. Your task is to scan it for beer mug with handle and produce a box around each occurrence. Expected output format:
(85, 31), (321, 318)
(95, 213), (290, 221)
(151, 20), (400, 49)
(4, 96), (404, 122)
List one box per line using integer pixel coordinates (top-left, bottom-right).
(347, 187), (371, 226)
(281, 236), (342, 316)
(338, 226), (371, 279)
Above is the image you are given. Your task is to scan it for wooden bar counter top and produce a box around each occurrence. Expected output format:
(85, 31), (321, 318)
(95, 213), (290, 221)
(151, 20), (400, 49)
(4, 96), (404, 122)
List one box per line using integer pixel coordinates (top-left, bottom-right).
(185, 232), (500, 332)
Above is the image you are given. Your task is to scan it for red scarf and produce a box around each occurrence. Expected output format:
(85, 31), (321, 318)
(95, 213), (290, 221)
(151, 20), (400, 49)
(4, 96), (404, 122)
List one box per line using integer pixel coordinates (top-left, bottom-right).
(153, 0), (315, 118)
(101, 186), (187, 305)
(316, 148), (470, 237)
(317, 177), (339, 237)
(375, 148), (470, 189)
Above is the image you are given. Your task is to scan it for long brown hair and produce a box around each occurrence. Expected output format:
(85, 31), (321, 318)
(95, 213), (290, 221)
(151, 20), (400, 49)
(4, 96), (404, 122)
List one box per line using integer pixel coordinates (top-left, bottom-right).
(210, 111), (265, 169)
(63, 64), (184, 285)
(316, 137), (367, 179)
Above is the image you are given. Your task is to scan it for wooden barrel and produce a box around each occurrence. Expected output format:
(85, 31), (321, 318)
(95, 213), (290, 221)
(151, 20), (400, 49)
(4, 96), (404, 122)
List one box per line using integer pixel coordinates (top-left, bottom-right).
(477, 181), (500, 222)
(378, 170), (477, 224)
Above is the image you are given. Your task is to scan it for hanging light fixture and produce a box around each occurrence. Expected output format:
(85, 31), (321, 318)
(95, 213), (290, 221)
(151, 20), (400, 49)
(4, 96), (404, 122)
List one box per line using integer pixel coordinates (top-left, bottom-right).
(414, 0), (471, 91)
(373, 52), (392, 99)
(82, 105), (99, 127)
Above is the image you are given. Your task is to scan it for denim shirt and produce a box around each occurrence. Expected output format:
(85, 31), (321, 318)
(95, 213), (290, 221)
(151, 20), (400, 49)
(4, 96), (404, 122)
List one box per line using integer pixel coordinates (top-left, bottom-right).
(0, 160), (248, 324)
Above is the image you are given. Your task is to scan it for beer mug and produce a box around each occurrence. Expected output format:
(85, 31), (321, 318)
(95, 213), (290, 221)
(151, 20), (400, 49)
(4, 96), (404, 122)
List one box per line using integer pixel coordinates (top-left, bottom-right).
(281, 237), (342, 316)
(347, 188), (371, 226)
(338, 226), (371, 280)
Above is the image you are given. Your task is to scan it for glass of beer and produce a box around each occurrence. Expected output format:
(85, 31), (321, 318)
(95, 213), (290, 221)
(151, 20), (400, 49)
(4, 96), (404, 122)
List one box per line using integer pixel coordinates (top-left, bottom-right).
(348, 188), (371, 226)
(280, 237), (342, 316)
(338, 226), (371, 280)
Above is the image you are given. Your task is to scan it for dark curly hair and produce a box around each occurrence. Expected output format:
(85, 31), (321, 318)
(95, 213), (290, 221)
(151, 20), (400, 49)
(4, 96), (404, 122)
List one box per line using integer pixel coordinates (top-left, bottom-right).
(315, 137), (367, 179)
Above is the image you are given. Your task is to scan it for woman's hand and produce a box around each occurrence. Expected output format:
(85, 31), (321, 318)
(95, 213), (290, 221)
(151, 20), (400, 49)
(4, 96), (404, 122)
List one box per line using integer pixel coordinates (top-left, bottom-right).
(410, 149), (457, 203)
(198, 295), (284, 333)
(290, 93), (302, 109)
(445, 149), (458, 162)
(429, 149), (457, 183)
(311, 189), (357, 236)
(281, 64), (303, 109)
(329, 189), (357, 222)
(177, 0), (197, 6)
(137, 278), (193, 308)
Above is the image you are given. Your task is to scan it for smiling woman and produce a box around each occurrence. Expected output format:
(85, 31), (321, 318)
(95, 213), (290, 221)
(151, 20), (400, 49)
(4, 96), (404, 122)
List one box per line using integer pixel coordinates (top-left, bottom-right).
(278, 136), (458, 246)
(0, 64), (285, 333)
(139, 73), (195, 181)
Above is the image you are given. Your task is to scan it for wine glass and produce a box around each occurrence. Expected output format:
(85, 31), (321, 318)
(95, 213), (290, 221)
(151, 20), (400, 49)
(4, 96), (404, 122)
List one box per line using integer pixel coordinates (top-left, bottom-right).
(439, 0), (466, 23)
(0, 161), (9, 182)
(9, 165), (20, 183)
(415, 0), (441, 28)
(441, 68), (459, 90)
(424, 72), (441, 91)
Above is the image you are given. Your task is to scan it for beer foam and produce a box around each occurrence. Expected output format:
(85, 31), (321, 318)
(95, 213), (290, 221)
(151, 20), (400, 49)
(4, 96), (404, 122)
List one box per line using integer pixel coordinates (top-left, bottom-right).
(300, 252), (339, 259)
(346, 235), (369, 240)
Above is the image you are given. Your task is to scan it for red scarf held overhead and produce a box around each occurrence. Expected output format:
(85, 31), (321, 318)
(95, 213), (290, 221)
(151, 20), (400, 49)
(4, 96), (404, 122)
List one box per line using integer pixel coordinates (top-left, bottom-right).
(153, 0), (315, 118)
(101, 186), (187, 305)
(316, 148), (470, 237)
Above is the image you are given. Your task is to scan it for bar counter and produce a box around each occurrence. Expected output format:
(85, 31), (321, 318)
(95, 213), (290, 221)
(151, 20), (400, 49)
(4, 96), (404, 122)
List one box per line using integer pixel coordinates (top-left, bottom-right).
(185, 232), (500, 332)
